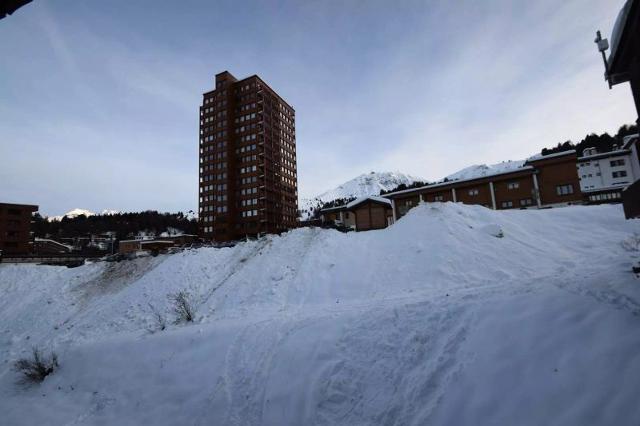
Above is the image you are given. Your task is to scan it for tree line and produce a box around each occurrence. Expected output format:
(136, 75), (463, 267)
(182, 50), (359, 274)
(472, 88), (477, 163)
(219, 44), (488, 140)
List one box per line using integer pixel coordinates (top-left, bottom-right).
(32, 211), (198, 240)
(540, 123), (637, 157)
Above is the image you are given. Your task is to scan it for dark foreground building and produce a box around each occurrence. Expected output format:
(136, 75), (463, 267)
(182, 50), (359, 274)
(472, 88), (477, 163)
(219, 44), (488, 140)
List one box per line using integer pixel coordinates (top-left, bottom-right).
(600, 0), (640, 124)
(596, 0), (640, 217)
(0, 203), (38, 255)
(199, 71), (298, 241)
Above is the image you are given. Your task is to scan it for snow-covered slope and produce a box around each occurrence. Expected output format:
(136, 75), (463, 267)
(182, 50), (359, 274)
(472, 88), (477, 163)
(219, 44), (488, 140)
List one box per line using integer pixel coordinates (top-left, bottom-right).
(300, 171), (424, 219)
(1, 204), (640, 425)
(48, 208), (96, 222)
(445, 160), (526, 181)
(48, 208), (121, 222)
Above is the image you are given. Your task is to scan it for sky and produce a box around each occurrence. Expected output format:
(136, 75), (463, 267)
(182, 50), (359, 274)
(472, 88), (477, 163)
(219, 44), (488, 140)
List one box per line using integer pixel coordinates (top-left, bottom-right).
(0, 0), (637, 217)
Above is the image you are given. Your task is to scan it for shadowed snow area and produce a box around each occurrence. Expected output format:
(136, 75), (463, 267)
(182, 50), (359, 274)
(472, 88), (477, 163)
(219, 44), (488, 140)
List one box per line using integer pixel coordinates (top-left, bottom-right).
(1, 202), (640, 425)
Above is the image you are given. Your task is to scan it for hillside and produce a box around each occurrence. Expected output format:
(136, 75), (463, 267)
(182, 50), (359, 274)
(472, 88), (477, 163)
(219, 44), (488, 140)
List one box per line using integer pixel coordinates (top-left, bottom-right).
(1, 203), (640, 425)
(299, 171), (424, 219)
(445, 160), (526, 181)
(48, 209), (120, 222)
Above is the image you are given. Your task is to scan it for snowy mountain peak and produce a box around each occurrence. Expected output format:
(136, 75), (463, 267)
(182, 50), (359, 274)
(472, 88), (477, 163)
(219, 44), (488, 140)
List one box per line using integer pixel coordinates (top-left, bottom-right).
(299, 171), (425, 219)
(445, 160), (525, 182)
(315, 171), (425, 202)
(48, 208), (121, 222)
(48, 208), (96, 222)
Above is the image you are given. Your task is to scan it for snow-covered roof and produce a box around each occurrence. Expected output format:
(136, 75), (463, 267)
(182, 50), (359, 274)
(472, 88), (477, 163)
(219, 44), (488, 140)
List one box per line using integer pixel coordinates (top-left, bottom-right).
(578, 149), (632, 162)
(320, 196), (392, 212)
(319, 204), (349, 213)
(525, 150), (576, 162)
(34, 238), (74, 251)
(346, 196), (392, 209)
(622, 133), (639, 149)
(383, 166), (536, 198)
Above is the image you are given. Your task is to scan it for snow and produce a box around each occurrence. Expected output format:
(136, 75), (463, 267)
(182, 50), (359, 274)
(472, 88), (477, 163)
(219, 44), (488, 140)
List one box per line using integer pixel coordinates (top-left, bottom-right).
(526, 149), (577, 162)
(1, 203), (640, 425)
(299, 171), (424, 219)
(47, 209), (121, 222)
(48, 208), (96, 222)
(345, 195), (392, 209)
(445, 160), (526, 181)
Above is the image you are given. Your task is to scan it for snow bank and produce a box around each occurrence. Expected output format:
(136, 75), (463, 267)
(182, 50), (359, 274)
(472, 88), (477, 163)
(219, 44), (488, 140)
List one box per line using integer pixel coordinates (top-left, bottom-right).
(1, 203), (640, 425)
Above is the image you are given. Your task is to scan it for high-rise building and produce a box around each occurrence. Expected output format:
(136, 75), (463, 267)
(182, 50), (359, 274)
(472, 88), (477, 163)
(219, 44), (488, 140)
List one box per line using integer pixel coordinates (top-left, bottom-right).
(199, 71), (298, 242)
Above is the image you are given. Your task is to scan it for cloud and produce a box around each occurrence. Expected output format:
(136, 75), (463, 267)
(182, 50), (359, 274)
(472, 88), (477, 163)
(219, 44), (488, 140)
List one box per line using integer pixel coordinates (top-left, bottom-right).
(0, 0), (636, 211)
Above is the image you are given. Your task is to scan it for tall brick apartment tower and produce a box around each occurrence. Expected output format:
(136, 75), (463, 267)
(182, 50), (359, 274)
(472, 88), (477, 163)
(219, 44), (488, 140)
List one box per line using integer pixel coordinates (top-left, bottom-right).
(199, 71), (298, 242)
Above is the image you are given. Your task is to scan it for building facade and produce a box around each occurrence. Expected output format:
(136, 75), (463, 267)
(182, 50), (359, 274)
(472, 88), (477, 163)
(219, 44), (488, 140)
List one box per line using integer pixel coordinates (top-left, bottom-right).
(199, 71), (298, 242)
(577, 138), (640, 203)
(320, 196), (393, 232)
(0, 202), (38, 256)
(386, 151), (583, 221)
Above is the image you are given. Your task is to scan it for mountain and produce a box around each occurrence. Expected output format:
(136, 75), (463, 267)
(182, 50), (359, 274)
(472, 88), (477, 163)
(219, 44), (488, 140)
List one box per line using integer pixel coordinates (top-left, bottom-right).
(445, 160), (526, 182)
(47, 208), (121, 222)
(48, 208), (96, 222)
(299, 171), (425, 219)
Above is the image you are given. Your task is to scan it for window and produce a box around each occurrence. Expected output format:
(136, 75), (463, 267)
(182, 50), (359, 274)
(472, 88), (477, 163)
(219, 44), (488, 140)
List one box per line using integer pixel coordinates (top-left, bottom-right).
(556, 184), (574, 196)
(612, 171), (627, 178)
(434, 195), (444, 201)
(610, 159), (625, 167)
(507, 182), (519, 190)
(501, 201), (513, 208)
(468, 189), (479, 196)
(520, 198), (533, 206)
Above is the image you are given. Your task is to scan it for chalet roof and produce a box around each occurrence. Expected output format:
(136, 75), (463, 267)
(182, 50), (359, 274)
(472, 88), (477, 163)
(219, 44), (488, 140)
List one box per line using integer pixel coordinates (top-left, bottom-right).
(320, 196), (392, 213)
(525, 150), (577, 163)
(346, 196), (392, 209)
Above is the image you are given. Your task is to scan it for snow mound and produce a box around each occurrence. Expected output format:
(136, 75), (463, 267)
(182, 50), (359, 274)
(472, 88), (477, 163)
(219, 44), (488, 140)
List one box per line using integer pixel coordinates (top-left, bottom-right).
(2, 203), (640, 425)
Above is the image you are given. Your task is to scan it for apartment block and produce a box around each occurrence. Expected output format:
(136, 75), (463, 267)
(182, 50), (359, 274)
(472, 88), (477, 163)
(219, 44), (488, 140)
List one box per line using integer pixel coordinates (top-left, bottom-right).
(199, 71), (298, 241)
(0, 202), (38, 255)
(577, 134), (640, 203)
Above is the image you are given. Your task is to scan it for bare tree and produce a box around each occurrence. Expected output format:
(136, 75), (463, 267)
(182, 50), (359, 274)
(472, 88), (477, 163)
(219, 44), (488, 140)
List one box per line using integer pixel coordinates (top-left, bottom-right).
(14, 348), (58, 384)
(148, 302), (167, 332)
(168, 290), (195, 323)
